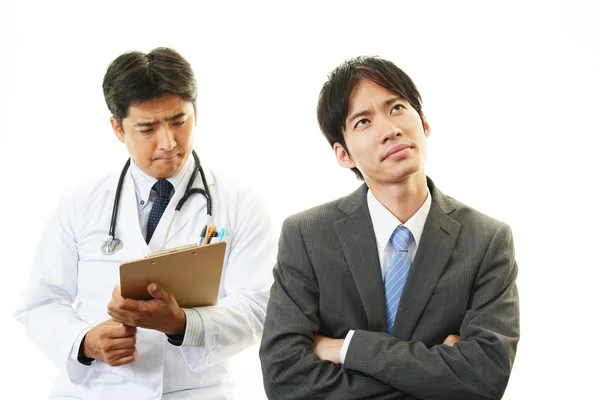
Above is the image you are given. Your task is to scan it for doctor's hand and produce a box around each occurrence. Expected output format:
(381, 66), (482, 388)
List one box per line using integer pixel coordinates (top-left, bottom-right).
(83, 319), (137, 366)
(107, 284), (187, 335)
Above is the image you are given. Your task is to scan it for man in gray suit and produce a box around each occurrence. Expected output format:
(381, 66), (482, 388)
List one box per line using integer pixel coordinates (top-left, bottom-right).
(259, 56), (519, 399)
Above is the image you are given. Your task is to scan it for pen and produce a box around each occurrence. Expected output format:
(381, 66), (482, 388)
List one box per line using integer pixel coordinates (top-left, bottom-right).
(217, 228), (226, 242)
(204, 225), (216, 245)
(198, 225), (207, 246)
(207, 231), (218, 244)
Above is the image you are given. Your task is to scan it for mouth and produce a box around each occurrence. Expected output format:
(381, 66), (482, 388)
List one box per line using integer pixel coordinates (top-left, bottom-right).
(155, 153), (180, 162)
(382, 144), (411, 160)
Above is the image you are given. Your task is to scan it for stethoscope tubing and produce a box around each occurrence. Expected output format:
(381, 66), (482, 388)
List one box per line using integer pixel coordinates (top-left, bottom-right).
(104, 150), (211, 254)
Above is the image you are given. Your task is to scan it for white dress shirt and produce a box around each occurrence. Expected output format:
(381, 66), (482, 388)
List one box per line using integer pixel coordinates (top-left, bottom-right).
(340, 188), (432, 363)
(130, 154), (193, 235)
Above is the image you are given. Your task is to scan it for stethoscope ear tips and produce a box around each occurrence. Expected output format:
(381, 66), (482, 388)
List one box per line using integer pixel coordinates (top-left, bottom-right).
(101, 236), (123, 255)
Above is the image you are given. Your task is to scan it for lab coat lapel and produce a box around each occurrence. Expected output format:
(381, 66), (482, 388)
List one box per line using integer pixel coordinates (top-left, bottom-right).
(114, 171), (150, 253)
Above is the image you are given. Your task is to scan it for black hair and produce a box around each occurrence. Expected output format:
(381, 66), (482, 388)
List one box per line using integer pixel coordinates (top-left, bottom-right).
(102, 47), (197, 125)
(316, 56), (424, 180)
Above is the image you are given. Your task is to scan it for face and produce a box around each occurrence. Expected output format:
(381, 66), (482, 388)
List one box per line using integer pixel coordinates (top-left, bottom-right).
(111, 93), (196, 179)
(334, 79), (430, 186)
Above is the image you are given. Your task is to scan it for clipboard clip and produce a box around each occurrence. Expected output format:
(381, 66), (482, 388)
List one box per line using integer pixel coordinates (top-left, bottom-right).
(146, 244), (199, 258)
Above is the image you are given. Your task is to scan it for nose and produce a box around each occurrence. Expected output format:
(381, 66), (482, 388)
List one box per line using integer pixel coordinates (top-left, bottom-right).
(379, 115), (402, 143)
(156, 125), (177, 151)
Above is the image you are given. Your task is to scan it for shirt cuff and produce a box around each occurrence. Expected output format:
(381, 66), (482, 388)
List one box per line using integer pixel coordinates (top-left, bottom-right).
(340, 329), (355, 365)
(70, 327), (94, 365)
(180, 308), (205, 347)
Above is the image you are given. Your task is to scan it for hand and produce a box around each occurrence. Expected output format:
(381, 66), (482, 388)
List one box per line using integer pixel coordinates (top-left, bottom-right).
(107, 283), (186, 335)
(443, 334), (461, 347)
(83, 319), (137, 366)
(313, 335), (344, 365)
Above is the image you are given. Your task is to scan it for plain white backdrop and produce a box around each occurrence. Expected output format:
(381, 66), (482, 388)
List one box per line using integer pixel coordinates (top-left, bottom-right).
(1, 1), (598, 398)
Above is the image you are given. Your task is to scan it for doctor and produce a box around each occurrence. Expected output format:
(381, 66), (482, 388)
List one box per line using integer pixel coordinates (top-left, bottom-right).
(14, 47), (276, 399)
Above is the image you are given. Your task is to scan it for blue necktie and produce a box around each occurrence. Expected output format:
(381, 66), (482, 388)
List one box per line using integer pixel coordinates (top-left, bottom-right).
(384, 225), (413, 334)
(146, 180), (173, 244)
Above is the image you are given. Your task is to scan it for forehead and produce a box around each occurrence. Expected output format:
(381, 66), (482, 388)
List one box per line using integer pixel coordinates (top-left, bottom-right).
(126, 94), (194, 121)
(347, 79), (399, 113)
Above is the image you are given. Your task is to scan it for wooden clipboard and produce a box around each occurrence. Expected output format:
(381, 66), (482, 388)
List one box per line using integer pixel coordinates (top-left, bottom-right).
(119, 241), (227, 308)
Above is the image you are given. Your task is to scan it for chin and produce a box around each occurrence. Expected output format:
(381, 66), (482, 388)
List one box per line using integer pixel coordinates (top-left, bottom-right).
(152, 168), (177, 179)
(386, 166), (421, 182)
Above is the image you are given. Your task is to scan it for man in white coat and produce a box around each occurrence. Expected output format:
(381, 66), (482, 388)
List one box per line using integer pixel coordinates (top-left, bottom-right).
(14, 47), (276, 399)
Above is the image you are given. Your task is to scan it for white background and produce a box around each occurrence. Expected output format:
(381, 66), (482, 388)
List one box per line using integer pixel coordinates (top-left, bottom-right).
(1, 0), (599, 398)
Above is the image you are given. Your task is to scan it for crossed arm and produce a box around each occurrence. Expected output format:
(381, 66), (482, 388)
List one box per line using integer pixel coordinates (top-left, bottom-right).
(312, 333), (461, 365)
(259, 218), (519, 400)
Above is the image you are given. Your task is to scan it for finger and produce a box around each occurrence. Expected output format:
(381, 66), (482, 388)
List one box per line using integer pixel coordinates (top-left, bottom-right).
(106, 336), (136, 351)
(112, 285), (124, 300)
(443, 334), (461, 346)
(116, 297), (146, 313)
(106, 350), (137, 367)
(107, 312), (137, 329)
(107, 290), (135, 314)
(106, 296), (121, 315)
(121, 324), (138, 337)
(148, 282), (166, 300)
(105, 346), (136, 360)
(109, 285), (144, 314)
(107, 307), (131, 323)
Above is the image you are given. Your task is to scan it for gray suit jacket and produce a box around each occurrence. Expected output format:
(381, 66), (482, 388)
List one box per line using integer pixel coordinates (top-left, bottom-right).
(260, 178), (519, 400)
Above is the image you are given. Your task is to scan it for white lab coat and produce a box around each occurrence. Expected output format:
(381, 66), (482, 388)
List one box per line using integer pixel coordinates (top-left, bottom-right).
(14, 163), (277, 399)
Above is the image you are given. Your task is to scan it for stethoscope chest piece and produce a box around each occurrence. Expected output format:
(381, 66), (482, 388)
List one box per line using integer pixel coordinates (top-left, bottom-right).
(101, 235), (123, 255)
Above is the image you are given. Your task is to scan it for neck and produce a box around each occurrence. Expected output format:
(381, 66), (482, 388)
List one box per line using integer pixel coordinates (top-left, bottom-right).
(366, 172), (428, 223)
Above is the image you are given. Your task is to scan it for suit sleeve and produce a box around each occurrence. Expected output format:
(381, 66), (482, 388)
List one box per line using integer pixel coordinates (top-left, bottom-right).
(259, 217), (404, 400)
(344, 223), (520, 400)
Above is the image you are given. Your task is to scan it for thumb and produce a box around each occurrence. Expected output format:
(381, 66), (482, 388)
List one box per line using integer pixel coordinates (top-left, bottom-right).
(148, 283), (165, 299)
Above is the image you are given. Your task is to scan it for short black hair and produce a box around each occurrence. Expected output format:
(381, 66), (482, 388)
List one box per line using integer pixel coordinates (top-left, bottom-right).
(102, 47), (197, 125)
(316, 56), (424, 180)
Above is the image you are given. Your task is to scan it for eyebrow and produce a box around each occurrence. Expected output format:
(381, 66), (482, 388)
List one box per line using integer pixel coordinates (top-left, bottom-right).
(384, 96), (403, 108)
(347, 109), (372, 126)
(346, 96), (404, 125)
(134, 112), (187, 127)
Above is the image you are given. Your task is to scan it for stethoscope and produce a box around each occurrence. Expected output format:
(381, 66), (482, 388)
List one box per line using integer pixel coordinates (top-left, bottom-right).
(101, 150), (212, 255)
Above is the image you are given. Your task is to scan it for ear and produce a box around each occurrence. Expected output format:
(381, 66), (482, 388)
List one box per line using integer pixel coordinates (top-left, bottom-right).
(421, 115), (431, 138)
(333, 142), (356, 169)
(110, 116), (126, 143)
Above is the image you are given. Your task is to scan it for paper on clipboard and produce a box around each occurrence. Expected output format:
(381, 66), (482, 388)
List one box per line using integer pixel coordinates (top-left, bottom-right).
(119, 241), (227, 308)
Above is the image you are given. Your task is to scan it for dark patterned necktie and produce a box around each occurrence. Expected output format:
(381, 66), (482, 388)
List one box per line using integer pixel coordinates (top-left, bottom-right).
(146, 180), (173, 243)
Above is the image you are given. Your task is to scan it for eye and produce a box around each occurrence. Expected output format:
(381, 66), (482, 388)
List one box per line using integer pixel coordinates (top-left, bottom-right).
(391, 104), (405, 113)
(139, 129), (154, 134)
(355, 118), (370, 129)
(173, 120), (186, 127)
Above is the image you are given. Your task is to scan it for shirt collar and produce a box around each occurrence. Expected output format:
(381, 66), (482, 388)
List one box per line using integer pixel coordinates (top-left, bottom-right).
(129, 154), (195, 205)
(367, 187), (432, 254)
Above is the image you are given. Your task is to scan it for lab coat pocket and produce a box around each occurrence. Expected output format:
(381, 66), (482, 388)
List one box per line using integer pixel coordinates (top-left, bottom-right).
(190, 235), (203, 246)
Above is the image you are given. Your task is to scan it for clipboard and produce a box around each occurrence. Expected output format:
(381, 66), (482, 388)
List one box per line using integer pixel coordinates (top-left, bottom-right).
(119, 241), (227, 308)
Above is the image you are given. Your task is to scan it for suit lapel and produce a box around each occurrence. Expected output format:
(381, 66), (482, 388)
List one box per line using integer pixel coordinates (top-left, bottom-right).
(393, 178), (461, 339)
(334, 185), (387, 333)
